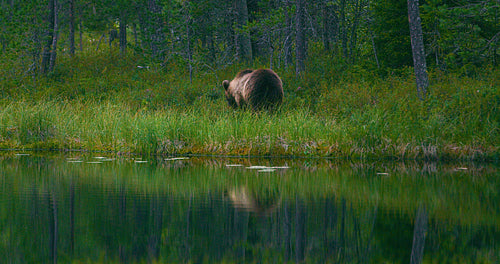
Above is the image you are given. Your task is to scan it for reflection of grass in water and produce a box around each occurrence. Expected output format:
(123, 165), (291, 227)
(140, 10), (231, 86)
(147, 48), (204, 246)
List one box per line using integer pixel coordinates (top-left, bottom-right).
(1, 154), (498, 227)
(1, 156), (497, 264)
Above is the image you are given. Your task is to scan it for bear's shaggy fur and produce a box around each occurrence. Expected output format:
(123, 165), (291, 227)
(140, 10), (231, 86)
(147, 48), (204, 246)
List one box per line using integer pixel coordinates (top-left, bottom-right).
(222, 69), (283, 111)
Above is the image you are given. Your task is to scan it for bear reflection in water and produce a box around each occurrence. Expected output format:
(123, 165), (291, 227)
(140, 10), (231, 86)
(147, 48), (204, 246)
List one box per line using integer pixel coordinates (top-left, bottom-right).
(222, 69), (284, 111)
(228, 186), (282, 216)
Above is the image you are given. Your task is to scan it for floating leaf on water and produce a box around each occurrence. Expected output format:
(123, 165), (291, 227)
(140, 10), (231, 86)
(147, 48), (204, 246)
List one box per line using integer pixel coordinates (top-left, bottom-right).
(226, 164), (244, 167)
(165, 157), (189, 161)
(93, 157), (114, 162)
(246, 166), (269, 170)
(258, 169), (276, 173)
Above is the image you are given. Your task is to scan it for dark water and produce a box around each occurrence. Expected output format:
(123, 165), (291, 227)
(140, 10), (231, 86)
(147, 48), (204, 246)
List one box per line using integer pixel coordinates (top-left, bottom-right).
(0, 152), (498, 263)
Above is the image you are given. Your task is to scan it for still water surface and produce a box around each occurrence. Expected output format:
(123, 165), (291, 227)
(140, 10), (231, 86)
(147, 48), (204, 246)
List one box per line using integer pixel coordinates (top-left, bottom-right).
(0, 152), (498, 263)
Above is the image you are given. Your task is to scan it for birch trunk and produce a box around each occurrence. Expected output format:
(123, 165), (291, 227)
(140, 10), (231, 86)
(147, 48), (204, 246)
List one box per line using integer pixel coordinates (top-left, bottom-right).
(296, 0), (306, 75)
(48, 0), (58, 73)
(408, 0), (429, 100)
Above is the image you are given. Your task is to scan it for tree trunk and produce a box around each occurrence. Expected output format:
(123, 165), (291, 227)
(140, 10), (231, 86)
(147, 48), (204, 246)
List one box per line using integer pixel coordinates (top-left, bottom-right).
(96, 33), (105, 52)
(283, 201), (291, 262)
(48, 0), (58, 73)
(410, 205), (428, 264)
(184, 194), (192, 261)
(296, 0), (306, 75)
(235, 0), (252, 61)
(370, 29), (380, 68)
(119, 9), (127, 55)
(284, 1), (293, 68)
(408, 0), (429, 100)
(69, 183), (75, 256)
(118, 187), (127, 261)
(48, 192), (58, 264)
(323, 1), (331, 51)
(41, 0), (54, 74)
(186, 15), (193, 84)
(133, 23), (138, 45)
(339, 0), (348, 59)
(349, 0), (364, 63)
(322, 0), (338, 52)
(340, 198), (346, 261)
(295, 197), (306, 262)
(143, 0), (165, 60)
(79, 19), (83, 52)
(68, 0), (75, 56)
(147, 196), (162, 261)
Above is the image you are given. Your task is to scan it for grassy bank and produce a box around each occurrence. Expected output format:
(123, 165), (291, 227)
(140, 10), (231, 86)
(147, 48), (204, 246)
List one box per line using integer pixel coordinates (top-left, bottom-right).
(0, 53), (498, 160)
(0, 99), (497, 160)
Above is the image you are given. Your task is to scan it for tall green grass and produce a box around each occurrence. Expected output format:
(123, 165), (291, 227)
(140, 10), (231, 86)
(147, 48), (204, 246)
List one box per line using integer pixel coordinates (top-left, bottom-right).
(0, 53), (498, 160)
(0, 98), (497, 160)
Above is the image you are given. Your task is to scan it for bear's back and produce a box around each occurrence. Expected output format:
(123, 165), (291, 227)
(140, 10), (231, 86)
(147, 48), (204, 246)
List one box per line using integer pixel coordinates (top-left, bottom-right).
(244, 69), (283, 111)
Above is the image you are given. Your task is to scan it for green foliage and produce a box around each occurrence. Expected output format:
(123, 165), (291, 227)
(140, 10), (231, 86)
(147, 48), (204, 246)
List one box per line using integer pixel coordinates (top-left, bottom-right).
(0, 1), (498, 160)
(421, 0), (500, 70)
(0, 51), (498, 160)
(1, 0), (498, 76)
(372, 0), (412, 68)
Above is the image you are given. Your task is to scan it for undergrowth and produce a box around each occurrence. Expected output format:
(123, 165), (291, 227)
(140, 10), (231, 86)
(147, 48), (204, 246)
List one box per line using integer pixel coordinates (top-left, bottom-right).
(0, 51), (498, 161)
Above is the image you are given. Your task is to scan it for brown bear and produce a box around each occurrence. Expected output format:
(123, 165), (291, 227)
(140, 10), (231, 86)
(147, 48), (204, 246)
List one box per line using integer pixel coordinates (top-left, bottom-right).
(222, 69), (283, 111)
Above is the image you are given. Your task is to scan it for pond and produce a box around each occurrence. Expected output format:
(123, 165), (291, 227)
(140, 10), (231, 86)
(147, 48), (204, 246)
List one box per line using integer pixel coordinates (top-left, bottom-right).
(0, 152), (498, 263)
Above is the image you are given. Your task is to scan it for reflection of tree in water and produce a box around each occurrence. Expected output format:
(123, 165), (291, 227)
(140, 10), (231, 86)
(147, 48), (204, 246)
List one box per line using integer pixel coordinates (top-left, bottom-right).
(226, 185), (381, 263)
(410, 205), (428, 264)
(2, 155), (498, 263)
(5, 187), (498, 263)
(316, 198), (379, 263)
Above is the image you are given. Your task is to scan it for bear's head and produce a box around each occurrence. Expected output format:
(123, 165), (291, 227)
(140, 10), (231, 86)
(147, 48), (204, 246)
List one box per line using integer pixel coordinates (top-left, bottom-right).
(222, 69), (254, 108)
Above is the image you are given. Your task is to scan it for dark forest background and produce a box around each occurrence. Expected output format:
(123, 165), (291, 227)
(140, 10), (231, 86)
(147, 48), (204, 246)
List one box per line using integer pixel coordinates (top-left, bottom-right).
(1, 0), (498, 78)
